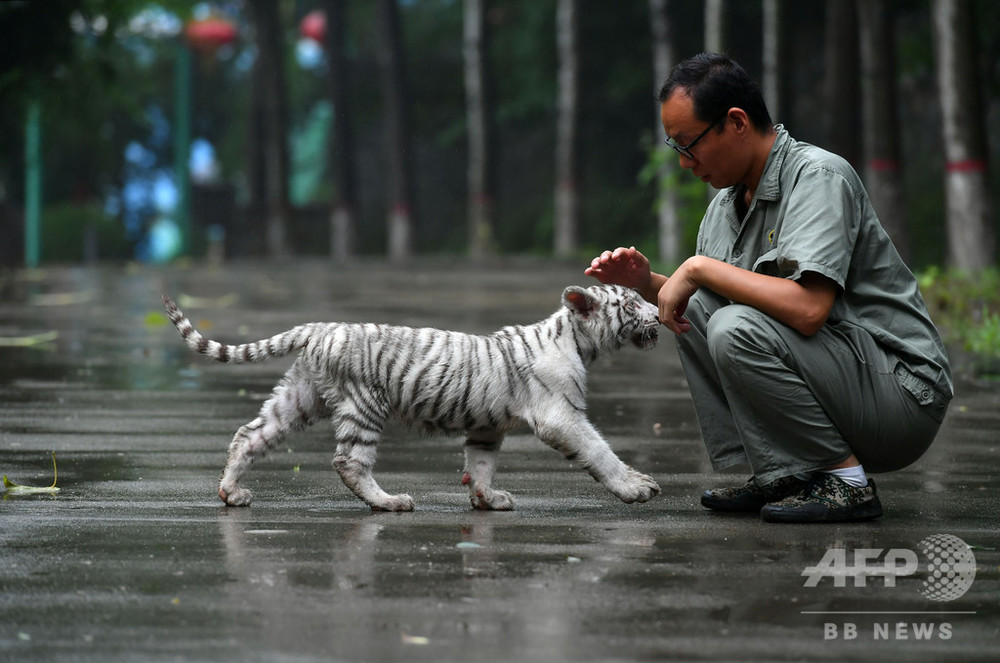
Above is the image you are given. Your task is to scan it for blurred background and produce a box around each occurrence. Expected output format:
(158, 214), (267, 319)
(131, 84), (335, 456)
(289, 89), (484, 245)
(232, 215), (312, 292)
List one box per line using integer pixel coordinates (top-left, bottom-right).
(0, 0), (997, 271)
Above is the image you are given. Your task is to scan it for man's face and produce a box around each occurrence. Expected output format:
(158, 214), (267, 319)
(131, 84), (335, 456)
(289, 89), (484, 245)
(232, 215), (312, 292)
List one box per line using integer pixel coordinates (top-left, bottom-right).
(660, 89), (741, 189)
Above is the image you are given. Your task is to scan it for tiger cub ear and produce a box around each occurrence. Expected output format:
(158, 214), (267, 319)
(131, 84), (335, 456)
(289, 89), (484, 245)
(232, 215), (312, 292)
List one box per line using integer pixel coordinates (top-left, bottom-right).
(563, 286), (601, 319)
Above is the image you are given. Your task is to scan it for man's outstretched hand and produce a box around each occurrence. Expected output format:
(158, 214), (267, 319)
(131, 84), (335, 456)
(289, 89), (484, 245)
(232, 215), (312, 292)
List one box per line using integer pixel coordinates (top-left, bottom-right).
(587, 246), (697, 335)
(584, 246), (652, 292)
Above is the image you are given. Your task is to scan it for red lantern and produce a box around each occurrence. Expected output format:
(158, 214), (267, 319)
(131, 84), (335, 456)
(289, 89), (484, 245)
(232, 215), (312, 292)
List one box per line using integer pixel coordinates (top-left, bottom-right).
(185, 17), (238, 52)
(300, 10), (326, 43)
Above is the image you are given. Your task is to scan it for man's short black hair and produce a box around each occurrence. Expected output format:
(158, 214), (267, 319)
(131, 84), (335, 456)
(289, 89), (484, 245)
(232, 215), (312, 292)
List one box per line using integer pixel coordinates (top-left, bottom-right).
(658, 53), (773, 134)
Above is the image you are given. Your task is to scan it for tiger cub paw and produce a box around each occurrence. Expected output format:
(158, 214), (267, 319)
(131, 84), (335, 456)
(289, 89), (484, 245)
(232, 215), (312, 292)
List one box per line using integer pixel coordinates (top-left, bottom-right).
(370, 493), (415, 512)
(219, 486), (253, 507)
(463, 472), (515, 510)
(470, 488), (515, 511)
(608, 467), (660, 504)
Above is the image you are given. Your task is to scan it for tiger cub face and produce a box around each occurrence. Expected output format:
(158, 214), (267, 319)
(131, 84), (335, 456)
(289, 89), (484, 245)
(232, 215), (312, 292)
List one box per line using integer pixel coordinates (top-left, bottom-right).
(563, 284), (660, 352)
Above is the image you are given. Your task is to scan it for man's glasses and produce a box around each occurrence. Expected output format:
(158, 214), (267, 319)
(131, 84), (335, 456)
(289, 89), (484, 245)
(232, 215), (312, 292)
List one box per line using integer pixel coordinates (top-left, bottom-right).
(664, 117), (722, 160)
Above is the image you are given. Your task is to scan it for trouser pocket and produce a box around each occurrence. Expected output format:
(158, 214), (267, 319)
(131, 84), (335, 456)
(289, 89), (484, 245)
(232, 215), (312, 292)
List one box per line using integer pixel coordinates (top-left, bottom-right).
(893, 362), (949, 424)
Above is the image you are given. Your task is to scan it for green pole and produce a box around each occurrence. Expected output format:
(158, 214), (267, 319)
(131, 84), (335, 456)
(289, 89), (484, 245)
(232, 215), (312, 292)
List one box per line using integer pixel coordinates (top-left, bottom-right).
(24, 99), (42, 268)
(174, 42), (192, 255)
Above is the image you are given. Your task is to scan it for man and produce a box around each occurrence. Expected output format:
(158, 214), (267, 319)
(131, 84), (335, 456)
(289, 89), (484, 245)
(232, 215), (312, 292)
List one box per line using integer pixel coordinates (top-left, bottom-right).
(586, 53), (952, 523)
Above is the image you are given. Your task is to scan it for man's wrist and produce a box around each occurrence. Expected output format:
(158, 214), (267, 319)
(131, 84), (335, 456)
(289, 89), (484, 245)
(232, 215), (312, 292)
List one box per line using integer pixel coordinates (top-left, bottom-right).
(643, 272), (667, 304)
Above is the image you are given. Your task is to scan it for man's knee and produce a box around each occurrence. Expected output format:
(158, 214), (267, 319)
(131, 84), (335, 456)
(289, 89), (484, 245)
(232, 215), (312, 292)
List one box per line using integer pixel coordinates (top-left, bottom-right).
(686, 289), (728, 330)
(705, 304), (774, 365)
(675, 290), (729, 356)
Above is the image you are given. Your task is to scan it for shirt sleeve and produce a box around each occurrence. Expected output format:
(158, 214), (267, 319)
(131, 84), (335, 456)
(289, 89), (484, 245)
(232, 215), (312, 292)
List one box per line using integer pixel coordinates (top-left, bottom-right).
(753, 164), (860, 290)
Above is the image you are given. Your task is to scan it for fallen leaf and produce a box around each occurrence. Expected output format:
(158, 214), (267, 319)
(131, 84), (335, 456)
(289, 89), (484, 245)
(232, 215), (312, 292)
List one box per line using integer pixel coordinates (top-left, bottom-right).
(30, 290), (95, 306)
(0, 331), (58, 347)
(3, 452), (61, 495)
(177, 292), (239, 309)
(144, 311), (169, 328)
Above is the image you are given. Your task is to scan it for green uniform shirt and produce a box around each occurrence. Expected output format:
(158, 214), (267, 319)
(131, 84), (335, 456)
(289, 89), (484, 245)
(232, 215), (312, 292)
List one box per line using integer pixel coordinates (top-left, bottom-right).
(696, 125), (953, 403)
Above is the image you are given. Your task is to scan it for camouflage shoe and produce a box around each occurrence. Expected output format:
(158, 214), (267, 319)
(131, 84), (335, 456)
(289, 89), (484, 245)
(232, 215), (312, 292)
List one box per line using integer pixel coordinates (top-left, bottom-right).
(700, 475), (810, 512)
(760, 474), (883, 523)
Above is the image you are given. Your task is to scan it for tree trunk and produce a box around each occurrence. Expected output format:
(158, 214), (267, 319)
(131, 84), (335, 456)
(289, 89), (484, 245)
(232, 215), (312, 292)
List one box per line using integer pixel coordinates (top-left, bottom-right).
(932, 0), (994, 270)
(245, 64), (266, 255)
(464, 0), (496, 257)
(823, 0), (861, 169)
(554, 0), (580, 258)
(703, 0), (725, 203)
(649, 0), (681, 266)
(761, 0), (784, 122)
(324, 0), (357, 261)
(377, 0), (415, 261)
(704, 0), (726, 54)
(857, 0), (910, 262)
(248, 0), (291, 258)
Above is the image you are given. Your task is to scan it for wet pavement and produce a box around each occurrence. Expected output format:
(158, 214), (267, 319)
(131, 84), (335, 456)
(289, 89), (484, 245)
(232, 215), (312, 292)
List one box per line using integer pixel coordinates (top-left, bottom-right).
(1, 260), (998, 662)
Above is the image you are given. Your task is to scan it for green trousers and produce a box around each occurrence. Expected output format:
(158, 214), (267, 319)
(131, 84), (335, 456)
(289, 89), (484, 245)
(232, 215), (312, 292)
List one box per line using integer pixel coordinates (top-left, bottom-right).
(675, 289), (948, 485)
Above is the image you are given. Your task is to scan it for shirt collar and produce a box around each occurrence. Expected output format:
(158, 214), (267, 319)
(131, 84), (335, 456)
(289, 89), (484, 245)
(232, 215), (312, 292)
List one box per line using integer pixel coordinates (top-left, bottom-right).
(716, 124), (790, 209)
(754, 124), (790, 202)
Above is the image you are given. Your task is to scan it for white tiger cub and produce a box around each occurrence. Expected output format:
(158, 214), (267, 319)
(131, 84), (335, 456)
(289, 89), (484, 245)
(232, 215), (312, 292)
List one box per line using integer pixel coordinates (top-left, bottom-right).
(162, 284), (661, 511)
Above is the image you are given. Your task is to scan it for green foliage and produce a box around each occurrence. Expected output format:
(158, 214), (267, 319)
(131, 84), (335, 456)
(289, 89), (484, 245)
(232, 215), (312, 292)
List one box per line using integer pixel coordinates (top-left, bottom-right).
(41, 201), (132, 262)
(1, 0), (997, 265)
(968, 310), (1000, 358)
(490, 0), (557, 124)
(637, 134), (706, 261)
(918, 267), (1000, 373)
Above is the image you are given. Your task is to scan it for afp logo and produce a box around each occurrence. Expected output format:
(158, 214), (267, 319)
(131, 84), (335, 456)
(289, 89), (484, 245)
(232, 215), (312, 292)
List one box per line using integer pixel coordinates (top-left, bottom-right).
(802, 534), (976, 602)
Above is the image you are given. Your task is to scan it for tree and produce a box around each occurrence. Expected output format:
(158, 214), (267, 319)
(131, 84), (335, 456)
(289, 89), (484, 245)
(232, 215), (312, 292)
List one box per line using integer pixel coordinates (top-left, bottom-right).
(554, 0), (579, 258)
(703, 0), (725, 203)
(377, 0), (415, 261)
(857, 0), (910, 262)
(463, 0), (496, 257)
(932, 0), (994, 270)
(649, 0), (681, 266)
(704, 0), (726, 54)
(0, 0), (177, 266)
(823, 0), (861, 169)
(761, 0), (784, 122)
(324, 0), (357, 260)
(247, 0), (291, 258)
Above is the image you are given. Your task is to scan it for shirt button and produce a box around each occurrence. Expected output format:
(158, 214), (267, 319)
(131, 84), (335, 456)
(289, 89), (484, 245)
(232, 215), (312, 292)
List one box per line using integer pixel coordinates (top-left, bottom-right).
(732, 249), (742, 260)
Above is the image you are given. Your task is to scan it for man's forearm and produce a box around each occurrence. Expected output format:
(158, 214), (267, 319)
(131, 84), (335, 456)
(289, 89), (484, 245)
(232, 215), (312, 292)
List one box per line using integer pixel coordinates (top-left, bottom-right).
(684, 256), (836, 336)
(641, 272), (669, 306)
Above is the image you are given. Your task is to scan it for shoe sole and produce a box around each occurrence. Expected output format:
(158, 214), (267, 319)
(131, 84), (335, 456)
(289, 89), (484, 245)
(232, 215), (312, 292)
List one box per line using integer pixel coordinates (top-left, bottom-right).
(700, 479), (810, 513)
(760, 501), (883, 523)
(700, 492), (766, 513)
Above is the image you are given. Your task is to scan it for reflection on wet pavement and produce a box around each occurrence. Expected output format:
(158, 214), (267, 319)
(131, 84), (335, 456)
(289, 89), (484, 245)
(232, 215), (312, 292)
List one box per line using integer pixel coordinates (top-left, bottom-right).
(1, 262), (998, 662)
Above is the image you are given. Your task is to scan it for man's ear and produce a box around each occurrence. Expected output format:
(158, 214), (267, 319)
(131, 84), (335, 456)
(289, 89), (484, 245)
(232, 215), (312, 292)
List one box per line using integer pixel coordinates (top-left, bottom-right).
(729, 106), (751, 135)
(563, 286), (600, 319)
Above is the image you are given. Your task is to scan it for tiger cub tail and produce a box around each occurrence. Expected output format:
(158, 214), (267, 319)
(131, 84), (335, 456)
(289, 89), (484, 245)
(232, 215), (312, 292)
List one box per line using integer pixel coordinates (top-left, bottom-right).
(161, 295), (311, 364)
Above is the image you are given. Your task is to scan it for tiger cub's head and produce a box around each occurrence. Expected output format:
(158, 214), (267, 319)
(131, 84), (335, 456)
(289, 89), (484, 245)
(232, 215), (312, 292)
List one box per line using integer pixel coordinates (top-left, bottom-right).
(562, 284), (660, 351)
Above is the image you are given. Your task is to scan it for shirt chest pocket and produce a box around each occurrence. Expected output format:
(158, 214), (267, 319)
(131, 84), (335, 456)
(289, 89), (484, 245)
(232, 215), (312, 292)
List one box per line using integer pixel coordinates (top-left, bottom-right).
(699, 233), (733, 263)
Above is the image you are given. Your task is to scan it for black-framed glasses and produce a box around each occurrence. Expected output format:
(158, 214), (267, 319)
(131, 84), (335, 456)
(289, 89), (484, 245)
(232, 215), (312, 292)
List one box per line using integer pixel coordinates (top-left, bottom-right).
(664, 117), (722, 160)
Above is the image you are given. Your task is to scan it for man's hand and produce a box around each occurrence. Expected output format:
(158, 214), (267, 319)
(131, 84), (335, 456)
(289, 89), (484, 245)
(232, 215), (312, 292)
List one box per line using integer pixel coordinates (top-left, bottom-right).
(585, 246), (654, 293)
(656, 259), (697, 334)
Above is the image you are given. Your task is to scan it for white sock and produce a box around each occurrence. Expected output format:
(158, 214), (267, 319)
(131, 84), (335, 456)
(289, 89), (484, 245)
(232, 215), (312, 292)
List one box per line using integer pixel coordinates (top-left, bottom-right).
(821, 465), (868, 488)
